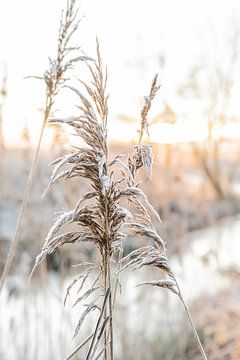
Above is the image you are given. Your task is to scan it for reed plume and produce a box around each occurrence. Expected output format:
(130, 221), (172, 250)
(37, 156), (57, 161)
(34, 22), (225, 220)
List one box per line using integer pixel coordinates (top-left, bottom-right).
(31, 43), (207, 360)
(32, 40), (115, 359)
(0, 0), (89, 294)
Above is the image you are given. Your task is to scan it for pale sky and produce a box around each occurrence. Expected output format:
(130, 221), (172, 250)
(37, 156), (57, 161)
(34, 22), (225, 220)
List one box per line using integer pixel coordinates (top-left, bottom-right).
(0, 0), (240, 146)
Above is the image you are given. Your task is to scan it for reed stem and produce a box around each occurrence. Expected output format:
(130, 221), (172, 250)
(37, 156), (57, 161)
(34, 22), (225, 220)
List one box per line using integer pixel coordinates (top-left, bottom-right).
(0, 105), (50, 294)
(173, 274), (208, 360)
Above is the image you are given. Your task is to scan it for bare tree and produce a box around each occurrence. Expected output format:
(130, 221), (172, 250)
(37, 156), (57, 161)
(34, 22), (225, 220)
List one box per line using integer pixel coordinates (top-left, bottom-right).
(178, 29), (240, 199)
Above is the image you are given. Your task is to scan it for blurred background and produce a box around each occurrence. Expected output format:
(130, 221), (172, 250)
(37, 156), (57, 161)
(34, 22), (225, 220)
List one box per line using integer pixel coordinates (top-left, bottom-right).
(0, 0), (240, 359)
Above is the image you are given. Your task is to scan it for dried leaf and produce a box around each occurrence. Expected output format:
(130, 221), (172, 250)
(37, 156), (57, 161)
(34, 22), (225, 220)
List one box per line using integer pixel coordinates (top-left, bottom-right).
(72, 286), (101, 308)
(137, 279), (179, 295)
(73, 304), (100, 338)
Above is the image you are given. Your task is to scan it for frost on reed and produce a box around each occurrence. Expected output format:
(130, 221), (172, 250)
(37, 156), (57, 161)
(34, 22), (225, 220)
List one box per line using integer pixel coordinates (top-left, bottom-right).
(37, 0), (92, 118)
(0, 0), (92, 294)
(32, 45), (207, 359)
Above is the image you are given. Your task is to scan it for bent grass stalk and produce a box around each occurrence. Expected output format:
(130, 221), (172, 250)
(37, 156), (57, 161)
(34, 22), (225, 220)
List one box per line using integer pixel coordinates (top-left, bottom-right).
(173, 274), (207, 360)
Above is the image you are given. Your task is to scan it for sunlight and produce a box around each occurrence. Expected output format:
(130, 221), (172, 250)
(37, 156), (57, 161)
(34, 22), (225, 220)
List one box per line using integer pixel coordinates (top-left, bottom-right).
(1, 0), (240, 147)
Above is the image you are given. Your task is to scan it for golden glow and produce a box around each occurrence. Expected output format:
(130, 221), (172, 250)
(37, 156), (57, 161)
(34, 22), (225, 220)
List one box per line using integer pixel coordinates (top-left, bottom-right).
(0, 0), (240, 147)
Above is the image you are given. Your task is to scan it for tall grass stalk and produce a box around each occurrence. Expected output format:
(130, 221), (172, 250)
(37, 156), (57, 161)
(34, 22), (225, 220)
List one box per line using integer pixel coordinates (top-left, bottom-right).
(0, 0), (88, 294)
(173, 274), (207, 360)
(31, 23), (207, 360)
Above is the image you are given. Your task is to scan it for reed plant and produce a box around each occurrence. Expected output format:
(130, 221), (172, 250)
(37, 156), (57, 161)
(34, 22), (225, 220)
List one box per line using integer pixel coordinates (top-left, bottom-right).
(0, 0), (90, 293)
(31, 37), (207, 359)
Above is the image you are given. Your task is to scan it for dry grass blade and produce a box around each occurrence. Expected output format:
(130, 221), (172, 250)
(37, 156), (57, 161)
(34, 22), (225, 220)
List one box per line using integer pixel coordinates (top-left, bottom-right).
(121, 245), (171, 274)
(30, 231), (96, 278)
(173, 274), (208, 360)
(120, 246), (154, 272)
(64, 273), (87, 306)
(137, 279), (179, 295)
(86, 288), (110, 360)
(73, 303), (100, 339)
(64, 266), (96, 306)
(92, 343), (111, 360)
(90, 316), (112, 359)
(64, 332), (94, 360)
(117, 186), (161, 223)
(123, 221), (165, 249)
(72, 285), (101, 308)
